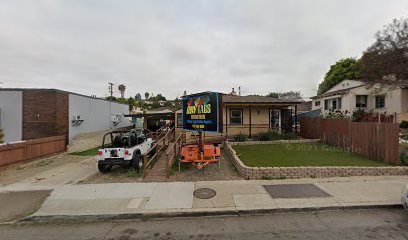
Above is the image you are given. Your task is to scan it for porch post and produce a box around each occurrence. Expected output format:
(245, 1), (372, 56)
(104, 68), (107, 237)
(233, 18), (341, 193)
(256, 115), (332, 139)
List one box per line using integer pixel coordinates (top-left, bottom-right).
(249, 105), (252, 138)
(294, 104), (298, 134)
(225, 106), (228, 135)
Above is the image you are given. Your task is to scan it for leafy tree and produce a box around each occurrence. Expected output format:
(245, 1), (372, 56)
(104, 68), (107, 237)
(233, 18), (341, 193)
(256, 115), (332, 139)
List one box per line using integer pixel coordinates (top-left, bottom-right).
(359, 18), (408, 82)
(115, 98), (128, 104)
(106, 96), (116, 101)
(135, 93), (142, 100)
(144, 92), (149, 100)
(317, 58), (360, 95)
(127, 97), (136, 112)
(155, 94), (166, 101)
(151, 101), (160, 109)
(266, 91), (303, 101)
(266, 92), (279, 98)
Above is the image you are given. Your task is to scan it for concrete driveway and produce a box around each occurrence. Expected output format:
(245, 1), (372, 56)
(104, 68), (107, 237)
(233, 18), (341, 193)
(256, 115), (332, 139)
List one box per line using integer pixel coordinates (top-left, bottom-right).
(0, 154), (98, 190)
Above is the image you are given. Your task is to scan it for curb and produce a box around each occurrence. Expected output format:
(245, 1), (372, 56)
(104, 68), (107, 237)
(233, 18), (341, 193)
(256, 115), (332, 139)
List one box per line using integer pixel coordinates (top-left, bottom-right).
(18, 204), (403, 224)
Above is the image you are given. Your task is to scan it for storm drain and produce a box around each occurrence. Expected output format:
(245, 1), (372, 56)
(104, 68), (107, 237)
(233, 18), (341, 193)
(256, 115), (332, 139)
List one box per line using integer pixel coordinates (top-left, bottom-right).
(193, 188), (216, 199)
(263, 184), (331, 198)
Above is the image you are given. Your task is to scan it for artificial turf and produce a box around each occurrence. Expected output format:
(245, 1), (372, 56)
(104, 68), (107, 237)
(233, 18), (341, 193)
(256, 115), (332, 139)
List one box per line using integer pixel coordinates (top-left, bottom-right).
(232, 142), (388, 167)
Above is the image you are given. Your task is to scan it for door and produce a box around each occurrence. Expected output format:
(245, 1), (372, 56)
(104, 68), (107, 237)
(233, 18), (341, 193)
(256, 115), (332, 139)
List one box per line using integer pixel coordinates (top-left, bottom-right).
(280, 109), (293, 133)
(270, 109), (281, 130)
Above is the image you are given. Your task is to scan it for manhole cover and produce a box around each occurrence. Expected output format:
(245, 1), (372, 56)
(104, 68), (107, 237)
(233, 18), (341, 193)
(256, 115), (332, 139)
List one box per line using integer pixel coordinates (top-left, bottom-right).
(263, 184), (331, 198)
(193, 188), (216, 199)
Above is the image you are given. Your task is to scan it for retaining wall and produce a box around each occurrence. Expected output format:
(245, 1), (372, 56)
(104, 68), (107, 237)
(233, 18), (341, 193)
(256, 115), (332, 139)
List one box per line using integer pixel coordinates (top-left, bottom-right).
(224, 141), (408, 179)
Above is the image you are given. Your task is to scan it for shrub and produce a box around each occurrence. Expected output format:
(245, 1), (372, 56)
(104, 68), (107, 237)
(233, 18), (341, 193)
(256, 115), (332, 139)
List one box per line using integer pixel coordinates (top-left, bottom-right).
(352, 109), (371, 122)
(324, 110), (349, 119)
(401, 145), (408, 166)
(256, 131), (297, 141)
(401, 152), (408, 165)
(400, 121), (408, 129)
(234, 133), (248, 142)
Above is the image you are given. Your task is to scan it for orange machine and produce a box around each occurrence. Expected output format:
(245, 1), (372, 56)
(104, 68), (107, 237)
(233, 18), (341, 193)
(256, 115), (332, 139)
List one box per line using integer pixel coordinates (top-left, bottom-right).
(180, 132), (221, 169)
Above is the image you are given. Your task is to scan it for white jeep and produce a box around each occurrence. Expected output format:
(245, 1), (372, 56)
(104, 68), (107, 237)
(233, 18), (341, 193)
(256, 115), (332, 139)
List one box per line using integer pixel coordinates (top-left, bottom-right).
(96, 129), (155, 173)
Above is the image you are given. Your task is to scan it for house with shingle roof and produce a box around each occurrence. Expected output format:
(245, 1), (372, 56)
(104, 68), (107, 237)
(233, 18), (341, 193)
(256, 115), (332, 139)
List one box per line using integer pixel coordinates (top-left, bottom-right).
(311, 79), (408, 122)
(175, 90), (302, 140)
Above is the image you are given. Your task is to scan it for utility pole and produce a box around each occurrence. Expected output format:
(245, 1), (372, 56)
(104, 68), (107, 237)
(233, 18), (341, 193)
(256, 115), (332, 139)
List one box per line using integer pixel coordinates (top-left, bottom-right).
(108, 82), (114, 100)
(108, 82), (113, 129)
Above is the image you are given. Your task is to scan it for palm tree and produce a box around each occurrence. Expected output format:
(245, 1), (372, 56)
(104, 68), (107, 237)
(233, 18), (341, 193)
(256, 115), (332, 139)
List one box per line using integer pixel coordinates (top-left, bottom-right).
(118, 84), (126, 98)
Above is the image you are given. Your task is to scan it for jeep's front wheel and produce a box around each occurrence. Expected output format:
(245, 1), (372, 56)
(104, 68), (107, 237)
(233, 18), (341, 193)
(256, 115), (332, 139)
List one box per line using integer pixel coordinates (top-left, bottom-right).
(98, 163), (112, 173)
(131, 154), (143, 172)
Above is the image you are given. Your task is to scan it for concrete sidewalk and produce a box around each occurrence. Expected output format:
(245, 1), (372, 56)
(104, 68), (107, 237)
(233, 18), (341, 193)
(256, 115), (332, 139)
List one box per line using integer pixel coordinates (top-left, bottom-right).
(1, 176), (407, 221)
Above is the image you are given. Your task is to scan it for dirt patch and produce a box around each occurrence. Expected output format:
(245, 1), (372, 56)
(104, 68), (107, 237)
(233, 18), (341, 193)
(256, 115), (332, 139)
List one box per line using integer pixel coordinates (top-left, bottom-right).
(81, 152), (243, 183)
(167, 153), (243, 182)
(0, 153), (89, 186)
(0, 190), (51, 222)
(80, 167), (144, 184)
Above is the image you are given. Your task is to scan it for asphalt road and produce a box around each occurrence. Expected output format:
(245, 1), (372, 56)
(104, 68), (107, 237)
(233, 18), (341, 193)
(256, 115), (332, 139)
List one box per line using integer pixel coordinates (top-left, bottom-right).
(1, 208), (408, 240)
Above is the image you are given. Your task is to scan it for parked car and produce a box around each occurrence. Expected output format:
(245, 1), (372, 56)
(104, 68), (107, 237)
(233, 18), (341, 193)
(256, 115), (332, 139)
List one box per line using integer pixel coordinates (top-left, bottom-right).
(96, 129), (155, 173)
(402, 184), (408, 211)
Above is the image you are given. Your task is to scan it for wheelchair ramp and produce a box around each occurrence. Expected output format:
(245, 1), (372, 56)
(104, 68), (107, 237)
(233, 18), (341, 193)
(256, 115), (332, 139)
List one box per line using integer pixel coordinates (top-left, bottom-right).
(143, 143), (175, 182)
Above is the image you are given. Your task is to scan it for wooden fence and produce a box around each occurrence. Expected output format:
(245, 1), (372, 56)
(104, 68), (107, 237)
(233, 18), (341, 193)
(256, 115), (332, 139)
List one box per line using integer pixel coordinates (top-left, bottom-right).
(300, 117), (400, 165)
(0, 135), (66, 167)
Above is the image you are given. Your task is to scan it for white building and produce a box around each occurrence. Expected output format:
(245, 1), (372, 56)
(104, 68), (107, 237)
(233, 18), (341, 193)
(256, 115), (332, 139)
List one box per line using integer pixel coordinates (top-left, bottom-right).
(311, 80), (408, 118)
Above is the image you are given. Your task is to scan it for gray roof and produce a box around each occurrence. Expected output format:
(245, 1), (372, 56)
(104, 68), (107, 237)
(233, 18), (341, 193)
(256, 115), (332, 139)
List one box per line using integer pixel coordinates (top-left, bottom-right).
(222, 95), (301, 104)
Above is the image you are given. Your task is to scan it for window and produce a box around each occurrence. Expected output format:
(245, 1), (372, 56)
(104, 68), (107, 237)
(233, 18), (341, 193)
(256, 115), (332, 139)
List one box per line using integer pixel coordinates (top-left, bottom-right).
(230, 109), (243, 125)
(375, 95), (385, 108)
(324, 98), (342, 111)
(176, 113), (182, 127)
(314, 100), (321, 106)
(356, 95), (368, 108)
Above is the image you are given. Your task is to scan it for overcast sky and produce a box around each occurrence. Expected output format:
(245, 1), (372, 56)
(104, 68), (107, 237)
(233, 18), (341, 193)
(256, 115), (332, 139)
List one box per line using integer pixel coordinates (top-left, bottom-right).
(0, 0), (407, 99)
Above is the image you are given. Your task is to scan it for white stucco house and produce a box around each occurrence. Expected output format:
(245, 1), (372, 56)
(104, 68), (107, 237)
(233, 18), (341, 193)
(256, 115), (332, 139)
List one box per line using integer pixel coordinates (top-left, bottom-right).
(311, 80), (408, 120)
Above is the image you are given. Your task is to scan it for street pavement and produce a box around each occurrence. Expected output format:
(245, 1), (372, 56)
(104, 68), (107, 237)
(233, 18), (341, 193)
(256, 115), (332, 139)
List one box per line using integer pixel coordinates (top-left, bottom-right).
(1, 208), (407, 240)
(0, 175), (407, 221)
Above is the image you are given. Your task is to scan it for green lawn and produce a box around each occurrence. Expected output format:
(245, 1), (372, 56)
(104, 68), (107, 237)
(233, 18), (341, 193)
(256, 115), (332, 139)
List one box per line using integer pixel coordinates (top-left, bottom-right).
(232, 143), (388, 167)
(69, 146), (100, 156)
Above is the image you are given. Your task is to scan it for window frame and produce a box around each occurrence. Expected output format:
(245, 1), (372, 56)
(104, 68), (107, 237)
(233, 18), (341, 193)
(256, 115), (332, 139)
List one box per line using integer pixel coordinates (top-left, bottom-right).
(314, 100), (321, 106)
(324, 97), (342, 111)
(269, 109), (281, 129)
(356, 95), (368, 108)
(375, 95), (385, 109)
(229, 109), (243, 125)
